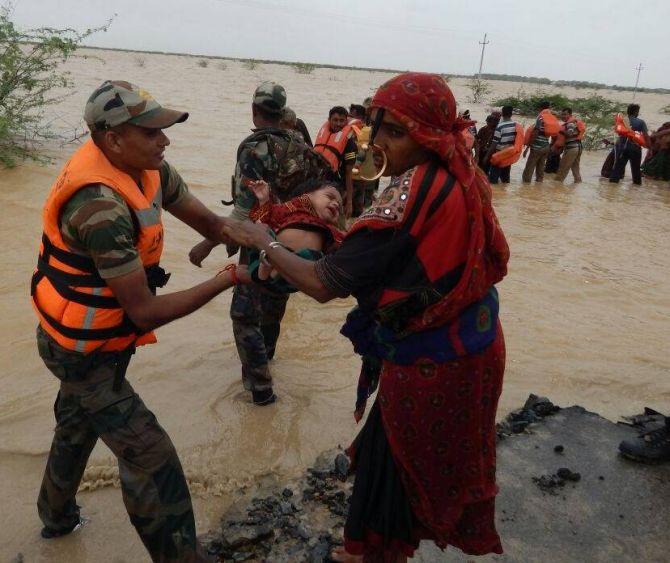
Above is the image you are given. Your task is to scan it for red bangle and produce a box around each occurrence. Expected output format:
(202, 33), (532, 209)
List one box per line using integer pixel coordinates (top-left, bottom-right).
(218, 263), (237, 284)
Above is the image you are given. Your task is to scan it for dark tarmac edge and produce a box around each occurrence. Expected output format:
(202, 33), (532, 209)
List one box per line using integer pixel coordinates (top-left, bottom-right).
(199, 394), (670, 562)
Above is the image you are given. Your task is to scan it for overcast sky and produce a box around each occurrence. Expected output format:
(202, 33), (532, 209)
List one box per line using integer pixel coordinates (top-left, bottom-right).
(10, 0), (670, 88)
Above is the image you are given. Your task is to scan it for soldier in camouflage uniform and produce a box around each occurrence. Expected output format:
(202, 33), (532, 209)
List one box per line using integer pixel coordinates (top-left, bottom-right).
(33, 81), (242, 562)
(189, 82), (329, 405)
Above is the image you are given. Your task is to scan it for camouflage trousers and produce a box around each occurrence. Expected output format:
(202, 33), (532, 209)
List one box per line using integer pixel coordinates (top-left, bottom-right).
(230, 283), (289, 392)
(36, 327), (209, 563)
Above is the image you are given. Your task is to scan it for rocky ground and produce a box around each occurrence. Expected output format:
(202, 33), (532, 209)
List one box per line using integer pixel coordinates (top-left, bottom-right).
(201, 450), (351, 562)
(202, 396), (670, 562)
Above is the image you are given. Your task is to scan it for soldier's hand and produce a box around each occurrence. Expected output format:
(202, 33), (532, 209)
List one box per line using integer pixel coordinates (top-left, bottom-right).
(189, 239), (215, 267)
(235, 264), (252, 285)
(222, 219), (274, 250)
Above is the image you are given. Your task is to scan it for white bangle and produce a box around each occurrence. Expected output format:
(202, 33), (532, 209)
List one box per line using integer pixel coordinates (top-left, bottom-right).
(268, 241), (285, 250)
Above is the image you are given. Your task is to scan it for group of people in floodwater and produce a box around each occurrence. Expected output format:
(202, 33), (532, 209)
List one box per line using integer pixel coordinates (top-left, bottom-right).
(29, 71), (667, 563)
(469, 101), (670, 187)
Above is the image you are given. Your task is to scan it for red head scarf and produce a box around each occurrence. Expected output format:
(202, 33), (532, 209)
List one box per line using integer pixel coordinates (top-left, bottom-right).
(371, 72), (477, 186)
(371, 72), (509, 330)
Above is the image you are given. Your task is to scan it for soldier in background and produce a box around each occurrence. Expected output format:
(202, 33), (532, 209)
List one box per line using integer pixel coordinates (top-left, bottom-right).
(280, 106), (313, 147)
(189, 82), (329, 405)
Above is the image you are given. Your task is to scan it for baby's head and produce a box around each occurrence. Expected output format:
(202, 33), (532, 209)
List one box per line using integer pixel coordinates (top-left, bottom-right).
(292, 179), (342, 224)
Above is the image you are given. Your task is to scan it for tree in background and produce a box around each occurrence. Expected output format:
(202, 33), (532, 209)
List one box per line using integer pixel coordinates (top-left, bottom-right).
(466, 77), (492, 104)
(0, 3), (110, 167)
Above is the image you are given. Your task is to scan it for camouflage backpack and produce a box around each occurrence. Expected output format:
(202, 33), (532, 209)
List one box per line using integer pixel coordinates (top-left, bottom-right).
(232, 127), (332, 203)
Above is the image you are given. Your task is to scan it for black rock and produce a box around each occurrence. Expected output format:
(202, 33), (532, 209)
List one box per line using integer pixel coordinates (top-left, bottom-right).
(533, 474), (565, 494)
(557, 468), (581, 482)
(297, 523), (312, 540)
(554, 445), (564, 453)
(280, 501), (295, 515)
(223, 524), (274, 550)
(309, 536), (332, 563)
(232, 552), (255, 562)
(523, 394), (560, 417)
(281, 487), (294, 498)
(308, 468), (330, 479)
(206, 540), (223, 555)
(333, 453), (350, 481)
(511, 420), (529, 433)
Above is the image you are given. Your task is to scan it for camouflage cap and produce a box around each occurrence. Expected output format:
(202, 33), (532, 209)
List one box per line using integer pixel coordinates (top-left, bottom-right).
(84, 80), (189, 132)
(252, 81), (287, 115)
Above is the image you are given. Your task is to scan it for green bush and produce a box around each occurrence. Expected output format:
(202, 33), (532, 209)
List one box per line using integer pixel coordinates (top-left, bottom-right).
(661, 104), (670, 115)
(292, 62), (315, 75)
(197, 59), (208, 68)
(0, 4), (109, 167)
(466, 77), (492, 104)
(492, 91), (626, 149)
(243, 59), (259, 71)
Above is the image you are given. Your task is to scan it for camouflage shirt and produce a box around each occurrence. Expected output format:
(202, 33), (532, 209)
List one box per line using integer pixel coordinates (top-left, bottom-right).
(230, 127), (330, 222)
(59, 160), (188, 278)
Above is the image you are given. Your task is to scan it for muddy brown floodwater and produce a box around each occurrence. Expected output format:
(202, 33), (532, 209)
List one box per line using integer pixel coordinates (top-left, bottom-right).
(1, 49), (669, 562)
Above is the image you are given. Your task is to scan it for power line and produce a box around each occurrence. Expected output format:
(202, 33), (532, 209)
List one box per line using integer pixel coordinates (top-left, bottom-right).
(477, 33), (489, 77)
(633, 63), (643, 99)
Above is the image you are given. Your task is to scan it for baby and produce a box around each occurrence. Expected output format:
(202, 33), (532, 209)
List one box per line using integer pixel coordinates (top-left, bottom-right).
(247, 178), (344, 290)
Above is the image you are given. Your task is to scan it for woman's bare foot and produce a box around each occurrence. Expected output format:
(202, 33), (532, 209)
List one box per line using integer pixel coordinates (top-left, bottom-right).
(330, 546), (363, 562)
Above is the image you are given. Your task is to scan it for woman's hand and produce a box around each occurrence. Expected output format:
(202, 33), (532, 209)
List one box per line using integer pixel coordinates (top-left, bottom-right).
(222, 219), (274, 250)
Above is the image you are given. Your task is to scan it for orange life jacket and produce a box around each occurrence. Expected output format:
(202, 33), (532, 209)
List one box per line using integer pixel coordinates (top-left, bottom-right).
(524, 124), (535, 146)
(314, 121), (353, 173)
(554, 116), (586, 149)
(539, 109), (561, 137)
(490, 123), (525, 167)
(614, 113), (648, 148)
(31, 140), (168, 354)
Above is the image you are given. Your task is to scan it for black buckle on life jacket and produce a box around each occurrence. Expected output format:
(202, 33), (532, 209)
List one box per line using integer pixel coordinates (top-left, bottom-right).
(145, 265), (170, 294)
(32, 234), (171, 342)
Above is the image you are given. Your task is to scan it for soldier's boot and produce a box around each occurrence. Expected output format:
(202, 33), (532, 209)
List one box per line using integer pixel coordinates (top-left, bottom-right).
(38, 391), (97, 539)
(619, 418), (670, 463)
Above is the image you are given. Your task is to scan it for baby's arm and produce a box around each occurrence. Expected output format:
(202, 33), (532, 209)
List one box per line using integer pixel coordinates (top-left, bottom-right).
(258, 228), (325, 282)
(248, 180), (271, 206)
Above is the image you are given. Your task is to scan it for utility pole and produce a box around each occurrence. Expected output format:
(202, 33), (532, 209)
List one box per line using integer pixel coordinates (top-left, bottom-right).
(477, 33), (489, 78)
(633, 63), (643, 100)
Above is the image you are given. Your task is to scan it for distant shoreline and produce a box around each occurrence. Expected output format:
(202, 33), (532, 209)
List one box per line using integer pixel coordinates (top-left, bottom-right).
(76, 44), (670, 95)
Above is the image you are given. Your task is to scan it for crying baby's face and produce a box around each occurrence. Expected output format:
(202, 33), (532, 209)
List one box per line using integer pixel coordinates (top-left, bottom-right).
(309, 186), (342, 224)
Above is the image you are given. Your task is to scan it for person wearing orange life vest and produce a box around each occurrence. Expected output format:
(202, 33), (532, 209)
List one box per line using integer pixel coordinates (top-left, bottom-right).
(610, 104), (651, 185)
(485, 105), (522, 184)
(555, 107), (586, 183)
(522, 101), (556, 183)
(314, 106), (358, 217)
(348, 103), (366, 126)
(31, 80), (242, 561)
